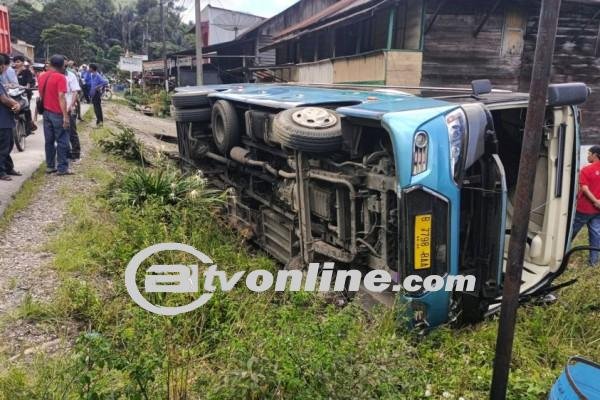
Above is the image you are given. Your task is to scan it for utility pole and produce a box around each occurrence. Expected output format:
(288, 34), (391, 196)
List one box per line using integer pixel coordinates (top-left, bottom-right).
(195, 0), (203, 85)
(160, 0), (168, 92)
(489, 0), (562, 398)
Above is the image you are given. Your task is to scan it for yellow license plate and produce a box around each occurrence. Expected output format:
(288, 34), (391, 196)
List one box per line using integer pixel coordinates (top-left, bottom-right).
(414, 214), (432, 270)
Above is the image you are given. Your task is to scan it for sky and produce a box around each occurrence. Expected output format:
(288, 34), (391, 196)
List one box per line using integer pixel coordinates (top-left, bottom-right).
(181, 0), (300, 23)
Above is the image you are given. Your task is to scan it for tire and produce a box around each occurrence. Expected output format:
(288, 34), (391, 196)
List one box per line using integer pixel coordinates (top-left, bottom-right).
(211, 100), (240, 155)
(13, 120), (26, 152)
(272, 107), (342, 153)
(102, 89), (112, 101)
(173, 107), (211, 123)
(171, 90), (212, 109)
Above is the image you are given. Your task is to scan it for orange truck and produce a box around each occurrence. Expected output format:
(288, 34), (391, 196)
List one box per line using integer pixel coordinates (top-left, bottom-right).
(0, 6), (11, 54)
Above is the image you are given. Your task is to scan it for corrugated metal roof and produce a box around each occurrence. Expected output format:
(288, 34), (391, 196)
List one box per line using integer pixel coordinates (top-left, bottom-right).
(275, 0), (367, 39)
(262, 0), (390, 51)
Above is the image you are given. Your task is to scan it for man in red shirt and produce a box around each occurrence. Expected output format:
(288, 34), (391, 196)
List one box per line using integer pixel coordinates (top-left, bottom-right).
(38, 55), (71, 175)
(572, 145), (600, 266)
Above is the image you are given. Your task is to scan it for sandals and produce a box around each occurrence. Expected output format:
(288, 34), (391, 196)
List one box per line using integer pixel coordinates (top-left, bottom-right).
(0, 175), (12, 181)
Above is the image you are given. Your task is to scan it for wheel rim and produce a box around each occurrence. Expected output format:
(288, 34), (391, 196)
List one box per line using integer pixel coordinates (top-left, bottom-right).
(291, 107), (337, 129)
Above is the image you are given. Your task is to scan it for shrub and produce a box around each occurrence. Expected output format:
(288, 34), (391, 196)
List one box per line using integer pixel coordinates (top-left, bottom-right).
(123, 87), (148, 107)
(98, 126), (147, 165)
(150, 90), (171, 117)
(109, 168), (223, 208)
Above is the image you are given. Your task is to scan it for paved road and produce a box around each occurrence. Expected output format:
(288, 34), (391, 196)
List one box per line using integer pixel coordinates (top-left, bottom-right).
(0, 104), (89, 217)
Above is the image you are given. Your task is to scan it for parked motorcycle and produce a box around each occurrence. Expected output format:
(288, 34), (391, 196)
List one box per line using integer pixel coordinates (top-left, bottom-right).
(8, 87), (30, 152)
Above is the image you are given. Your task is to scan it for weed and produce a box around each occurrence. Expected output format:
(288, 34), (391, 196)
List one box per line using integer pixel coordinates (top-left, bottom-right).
(150, 90), (171, 117)
(108, 168), (223, 208)
(98, 126), (148, 165)
(14, 294), (55, 322)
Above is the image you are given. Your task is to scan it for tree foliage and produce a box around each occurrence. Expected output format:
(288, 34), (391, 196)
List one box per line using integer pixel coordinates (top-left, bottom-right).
(40, 24), (95, 62)
(9, 0), (193, 72)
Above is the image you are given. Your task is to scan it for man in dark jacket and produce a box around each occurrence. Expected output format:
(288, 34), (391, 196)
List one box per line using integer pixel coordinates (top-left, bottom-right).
(0, 53), (21, 181)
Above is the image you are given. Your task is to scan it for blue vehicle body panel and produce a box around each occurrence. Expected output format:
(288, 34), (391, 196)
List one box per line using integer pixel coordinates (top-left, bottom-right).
(381, 108), (462, 327)
(201, 84), (452, 119)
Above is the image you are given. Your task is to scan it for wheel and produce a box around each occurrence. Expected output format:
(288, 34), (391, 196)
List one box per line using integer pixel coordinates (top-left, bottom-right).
(173, 107), (211, 123)
(102, 89), (113, 101)
(13, 120), (26, 152)
(211, 100), (240, 155)
(272, 107), (342, 153)
(171, 90), (212, 109)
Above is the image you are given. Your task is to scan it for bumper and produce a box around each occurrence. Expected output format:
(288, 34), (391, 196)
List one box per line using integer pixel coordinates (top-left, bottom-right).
(398, 186), (454, 328)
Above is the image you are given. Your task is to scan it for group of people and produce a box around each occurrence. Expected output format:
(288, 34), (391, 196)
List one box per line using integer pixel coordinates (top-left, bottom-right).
(0, 54), (108, 180)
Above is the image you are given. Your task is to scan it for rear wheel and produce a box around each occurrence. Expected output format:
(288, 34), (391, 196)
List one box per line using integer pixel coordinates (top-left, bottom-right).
(173, 107), (211, 123)
(13, 120), (26, 152)
(211, 100), (240, 155)
(272, 107), (342, 153)
(172, 90), (212, 108)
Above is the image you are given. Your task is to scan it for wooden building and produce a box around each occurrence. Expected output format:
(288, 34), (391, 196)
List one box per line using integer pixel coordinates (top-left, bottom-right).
(259, 0), (600, 142)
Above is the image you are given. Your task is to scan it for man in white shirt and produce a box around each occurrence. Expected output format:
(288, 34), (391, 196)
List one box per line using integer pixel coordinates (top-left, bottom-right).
(65, 61), (81, 160)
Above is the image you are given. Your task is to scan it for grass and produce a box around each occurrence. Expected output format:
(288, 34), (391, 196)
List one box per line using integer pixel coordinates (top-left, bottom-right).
(0, 119), (599, 399)
(0, 164), (47, 233)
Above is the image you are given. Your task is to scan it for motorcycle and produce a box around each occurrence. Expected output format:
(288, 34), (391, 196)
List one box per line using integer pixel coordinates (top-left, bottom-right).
(8, 87), (30, 152)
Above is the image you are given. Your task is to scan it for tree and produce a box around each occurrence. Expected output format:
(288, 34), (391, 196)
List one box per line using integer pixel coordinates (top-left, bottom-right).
(9, 1), (45, 56)
(10, 0), (192, 63)
(41, 24), (95, 62)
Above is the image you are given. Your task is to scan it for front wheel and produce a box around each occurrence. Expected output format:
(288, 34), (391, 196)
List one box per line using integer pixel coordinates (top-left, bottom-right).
(13, 120), (26, 152)
(102, 88), (113, 101)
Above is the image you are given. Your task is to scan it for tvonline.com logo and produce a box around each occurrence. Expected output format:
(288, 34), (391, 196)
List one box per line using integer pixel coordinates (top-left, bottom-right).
(125, 243), (476, 316)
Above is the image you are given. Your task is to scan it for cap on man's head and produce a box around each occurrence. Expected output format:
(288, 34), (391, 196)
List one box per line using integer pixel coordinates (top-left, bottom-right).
(49, 54), (65, 68)
(589, 145), (600, 158)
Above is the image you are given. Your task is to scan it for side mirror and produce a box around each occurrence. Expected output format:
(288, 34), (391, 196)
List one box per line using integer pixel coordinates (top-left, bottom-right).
(471, 79), (492, 96)
(547, 83), (590, 107)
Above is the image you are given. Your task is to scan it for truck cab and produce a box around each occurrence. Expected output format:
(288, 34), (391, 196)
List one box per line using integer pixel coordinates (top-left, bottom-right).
(173, 81), (589, 328)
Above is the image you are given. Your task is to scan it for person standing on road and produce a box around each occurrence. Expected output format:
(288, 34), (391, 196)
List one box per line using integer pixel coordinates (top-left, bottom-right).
(1, 56), (18, 88)
(80, 64), (91, 103)
(13, 55), (36, 134)
(0, 54), (22, 181)
(572, 145), (600, 266)
(64, 59), (81, 161)
(38, 55), (71, 176)
(88, 64), (108, 127)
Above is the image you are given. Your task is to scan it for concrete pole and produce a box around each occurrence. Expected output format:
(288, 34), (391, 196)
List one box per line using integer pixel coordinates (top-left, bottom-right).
(160, 0), (168, 92)
(489, 0), (562, 398)
(195, 0), (204, 85)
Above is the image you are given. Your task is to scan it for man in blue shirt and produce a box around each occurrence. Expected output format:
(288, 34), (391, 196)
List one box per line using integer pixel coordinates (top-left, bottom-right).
(0, 56), (19, 88)
(80, 64), (91, 103)
(88, 63), (108, 126)
(0, 54), (22, 181)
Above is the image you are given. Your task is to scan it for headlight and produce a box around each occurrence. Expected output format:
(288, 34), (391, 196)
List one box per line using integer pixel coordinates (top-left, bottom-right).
(445, 108), (467, 182)
(412, 131), (429, 175)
